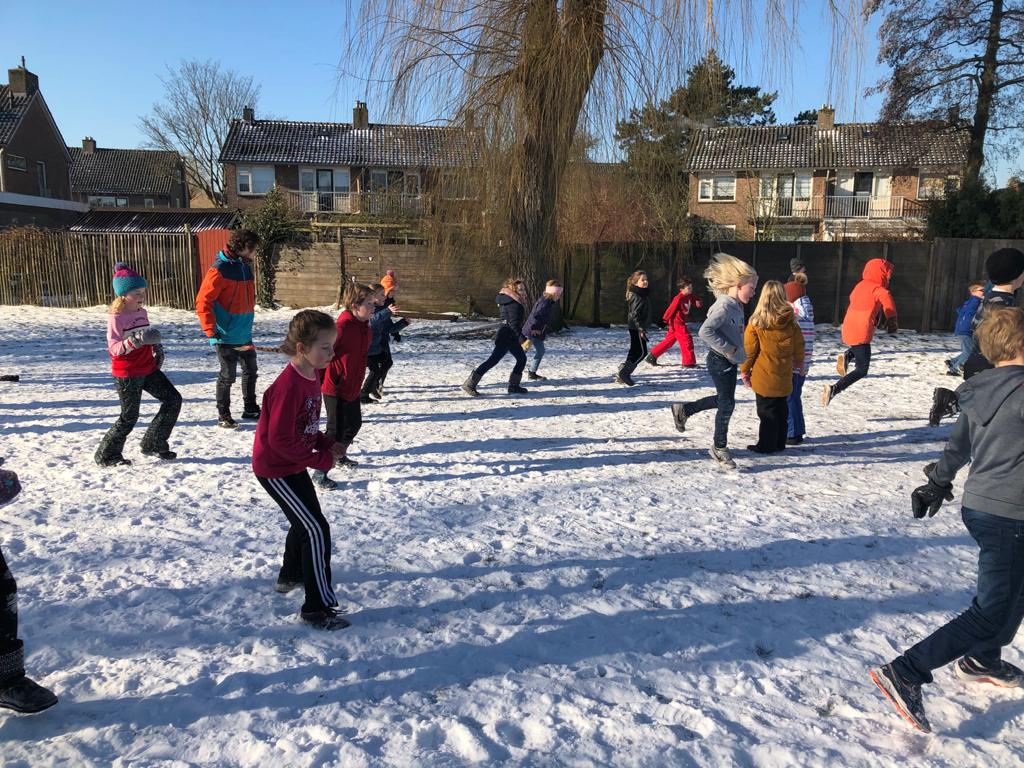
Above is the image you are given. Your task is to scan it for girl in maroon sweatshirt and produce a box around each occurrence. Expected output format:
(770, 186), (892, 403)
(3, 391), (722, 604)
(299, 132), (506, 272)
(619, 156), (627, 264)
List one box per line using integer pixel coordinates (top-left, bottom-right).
(314, 283), (374, 489)
(252, 310), (349, 631)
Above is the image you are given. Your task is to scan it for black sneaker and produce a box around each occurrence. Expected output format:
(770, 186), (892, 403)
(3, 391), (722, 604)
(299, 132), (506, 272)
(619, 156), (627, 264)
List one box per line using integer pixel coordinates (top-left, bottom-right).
(929, 387), (959, 427)
(645, 354), (659, 366)
(95, 454), (131, 467)
(311, 470), (336, 489)
(955, 656), (1024, 688)
(218, 417), (238, 429)
(670, 403), (688, 433)
(241, 408), (261, 420)
(300, 607), (351, 631)
(708, 446), (736, 469)
(508, 384), (529, 394)
(141, 449), (177, 461)
(785, 436), (803, 446)
(0, 675), (58, 714)
(359, 394), (374, 404)
(274, 578), (302, 594)
(870, 663), (931, 733)
(527, 371), (546, 381)
(335, 456), (359, 469)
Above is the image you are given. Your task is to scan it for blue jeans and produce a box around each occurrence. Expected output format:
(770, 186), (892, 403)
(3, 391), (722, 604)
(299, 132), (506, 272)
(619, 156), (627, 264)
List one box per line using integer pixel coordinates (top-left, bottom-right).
(684, 351), (738, 449)
(787, 373), (806, 439)
(950, 335), (976, 370)
(894, 508), (1024, 685)
(528, 338), (546, 373)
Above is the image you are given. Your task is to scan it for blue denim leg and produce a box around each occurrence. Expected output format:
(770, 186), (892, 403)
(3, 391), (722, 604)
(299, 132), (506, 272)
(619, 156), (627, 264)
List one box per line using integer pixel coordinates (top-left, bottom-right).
(705, 351), (738, 449)
(529, 338), (546, 373)
(787, 373), (806, 438)
(952, 335), (976, 369)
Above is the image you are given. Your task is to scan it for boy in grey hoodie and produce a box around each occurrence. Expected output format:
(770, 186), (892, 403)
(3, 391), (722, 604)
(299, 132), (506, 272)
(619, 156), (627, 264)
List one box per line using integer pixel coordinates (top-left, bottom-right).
(871, 306), (1024, 733)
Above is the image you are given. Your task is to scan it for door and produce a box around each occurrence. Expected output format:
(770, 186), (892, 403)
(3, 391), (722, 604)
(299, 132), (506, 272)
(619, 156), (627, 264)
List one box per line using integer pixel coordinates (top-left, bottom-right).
(317, 169), (334, 211)
(775, 174), (794, 216)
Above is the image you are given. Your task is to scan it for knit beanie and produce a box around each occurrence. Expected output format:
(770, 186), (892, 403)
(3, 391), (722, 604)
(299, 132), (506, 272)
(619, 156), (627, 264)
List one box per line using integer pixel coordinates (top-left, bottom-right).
(986, 248), (1024, 285)
(112, 262), (147, 297)
(0, 468), (21, 507)
(789, 257), (806, 274)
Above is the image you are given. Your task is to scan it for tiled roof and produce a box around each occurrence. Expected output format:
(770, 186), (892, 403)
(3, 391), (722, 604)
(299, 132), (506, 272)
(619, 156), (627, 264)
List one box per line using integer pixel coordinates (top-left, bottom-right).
(68, 147), (184, 196)
(219, 119), (477, 167)
(685, 122), (970, 171)
(70, 208), (237, 233)
(0, 86), (31, 146)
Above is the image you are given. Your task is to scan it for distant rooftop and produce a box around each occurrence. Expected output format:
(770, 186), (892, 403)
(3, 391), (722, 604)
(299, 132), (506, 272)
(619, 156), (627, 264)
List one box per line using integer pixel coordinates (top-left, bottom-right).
(69, 145), (184, 197)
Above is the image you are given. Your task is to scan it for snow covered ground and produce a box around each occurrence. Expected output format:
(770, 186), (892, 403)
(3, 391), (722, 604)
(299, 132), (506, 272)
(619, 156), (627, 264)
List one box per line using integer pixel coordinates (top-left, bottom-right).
(0, 304), (1021, 766)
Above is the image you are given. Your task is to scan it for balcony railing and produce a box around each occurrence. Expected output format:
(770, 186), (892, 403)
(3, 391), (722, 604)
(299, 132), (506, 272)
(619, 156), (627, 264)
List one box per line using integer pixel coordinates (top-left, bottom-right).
(751, 195), (927, 221)
(283, 189), (427, 216)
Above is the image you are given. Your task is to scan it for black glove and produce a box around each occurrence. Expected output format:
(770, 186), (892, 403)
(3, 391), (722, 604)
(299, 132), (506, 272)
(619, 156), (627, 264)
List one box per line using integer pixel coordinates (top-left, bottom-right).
(657, 319), (668, 329)
(392, 332), (401, 342)
(886, 317), (898, 335)
(911, 479), (953, 518)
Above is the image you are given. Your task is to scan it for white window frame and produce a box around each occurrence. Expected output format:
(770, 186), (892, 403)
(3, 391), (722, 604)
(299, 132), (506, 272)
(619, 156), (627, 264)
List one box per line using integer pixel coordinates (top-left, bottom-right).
(918, 171), (961, 200)
(237, 165), (275, 196)
(5, 154), (26, 172)
(698, 173), (736, 202)
(144, 198), (155, 207)
(87, 195), (129, 207)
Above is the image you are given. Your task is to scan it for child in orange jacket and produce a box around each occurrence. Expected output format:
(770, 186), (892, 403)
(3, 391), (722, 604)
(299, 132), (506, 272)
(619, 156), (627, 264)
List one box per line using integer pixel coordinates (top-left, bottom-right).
(822, 258), (897, 405)
(646, 277), (703, 367)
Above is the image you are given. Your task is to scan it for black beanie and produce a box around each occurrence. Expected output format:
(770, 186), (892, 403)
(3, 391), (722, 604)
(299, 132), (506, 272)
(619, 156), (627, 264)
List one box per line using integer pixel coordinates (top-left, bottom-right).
(986, 248), (1024, 285)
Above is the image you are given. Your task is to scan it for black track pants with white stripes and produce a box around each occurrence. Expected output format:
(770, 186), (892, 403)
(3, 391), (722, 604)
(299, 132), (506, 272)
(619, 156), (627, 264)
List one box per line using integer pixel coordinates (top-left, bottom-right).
(257, 472), (337, 613)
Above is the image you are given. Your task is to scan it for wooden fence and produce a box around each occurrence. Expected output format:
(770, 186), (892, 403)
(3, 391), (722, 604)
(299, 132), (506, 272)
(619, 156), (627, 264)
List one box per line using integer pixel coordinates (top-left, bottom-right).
(0, 229), (201, 309)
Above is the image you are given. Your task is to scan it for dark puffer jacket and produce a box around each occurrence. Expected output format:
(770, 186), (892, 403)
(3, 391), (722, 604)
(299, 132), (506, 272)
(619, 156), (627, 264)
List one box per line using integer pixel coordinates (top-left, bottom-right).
(626, 287), (652, 331)
(496, 292), (527, 343)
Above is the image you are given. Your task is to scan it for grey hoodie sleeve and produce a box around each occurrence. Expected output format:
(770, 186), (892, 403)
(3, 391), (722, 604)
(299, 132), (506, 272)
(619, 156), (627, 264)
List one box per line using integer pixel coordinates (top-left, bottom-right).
(699, 300), (740, 362)
(930, 412), (971, 487)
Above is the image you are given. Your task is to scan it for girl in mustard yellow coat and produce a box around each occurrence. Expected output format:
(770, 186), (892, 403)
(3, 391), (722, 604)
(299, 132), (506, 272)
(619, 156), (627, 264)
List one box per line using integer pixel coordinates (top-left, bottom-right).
(739, 281), (805, 454)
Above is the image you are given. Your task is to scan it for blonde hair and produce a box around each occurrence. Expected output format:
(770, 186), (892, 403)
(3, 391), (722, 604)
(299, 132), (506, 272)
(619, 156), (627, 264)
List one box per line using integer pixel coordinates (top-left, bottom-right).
(977, 306), (1024, 365)
(546, 279), (562, 288)
(108, 296), (130, 313)
(704, 252), (757, 296)
(625, 270), (647, 300)
(749, 281), (794, 329)
(969, 281), (985, 292)
(503, 277), (524, 291)
(792, 272), (808, 287)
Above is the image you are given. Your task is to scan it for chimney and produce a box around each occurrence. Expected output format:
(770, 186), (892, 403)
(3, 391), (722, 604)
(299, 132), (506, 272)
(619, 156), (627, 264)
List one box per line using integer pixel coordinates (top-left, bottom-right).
(353, 101), (369, 130)
(82, 137), (96, 154)
(8, 59), (39, 98)
(242, 105), (255, 124)
(816, 104), (835, 131)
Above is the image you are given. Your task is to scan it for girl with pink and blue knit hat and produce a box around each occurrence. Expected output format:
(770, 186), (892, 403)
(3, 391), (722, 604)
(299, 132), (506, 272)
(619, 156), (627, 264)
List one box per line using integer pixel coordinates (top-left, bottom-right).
(94, 263), (182, 466)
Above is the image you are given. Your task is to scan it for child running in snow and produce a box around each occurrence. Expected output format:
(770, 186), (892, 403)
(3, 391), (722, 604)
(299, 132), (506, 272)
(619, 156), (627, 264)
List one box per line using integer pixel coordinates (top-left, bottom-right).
(615, 271), (652, 386)
(946, 281), (986, 376)
(0, 461), (59, 713)
(646, 277), (702, 368)
(360, 284), (410, 403)
(739, 281), (805, 454)
(669, 253), (758, 469)
(870, 306), (1024, 733)
(821, 258), (898, 406)
(252, 310), (349, 631)
(784, 273), (815, 445)
(522, 280), (563, 381)
(462, 278), (529, 396)
(95, 263), (182, 467)
(316, 283), (374, 489)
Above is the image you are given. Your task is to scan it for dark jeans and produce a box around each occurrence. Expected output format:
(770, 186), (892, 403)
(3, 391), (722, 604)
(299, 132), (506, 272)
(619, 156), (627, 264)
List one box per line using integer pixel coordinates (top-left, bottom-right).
(474, 328), (526, 380)
(0, 546), (19, 657)
(684, 351), (738, 449)
(257, 472), (336, 613)
(787, 373), (806, 439)
(361, 350), (393, 398)
(894, 507), (1024, 685)
(620, 329), (649, 375)
(216, 344), (258, 418)
(833, 343), (871, 396)
(96, 370), (182, 462)
(754, 394), (789, 452)
(323, 395), (362, 447)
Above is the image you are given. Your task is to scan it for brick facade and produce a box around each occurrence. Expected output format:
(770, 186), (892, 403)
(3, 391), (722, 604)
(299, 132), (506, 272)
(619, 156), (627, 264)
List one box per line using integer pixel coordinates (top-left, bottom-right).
(1, 97), (71, 200)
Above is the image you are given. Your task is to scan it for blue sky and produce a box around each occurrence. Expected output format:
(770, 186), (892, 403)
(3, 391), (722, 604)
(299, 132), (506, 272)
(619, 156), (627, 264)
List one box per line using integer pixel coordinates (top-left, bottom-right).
(9, 1), (1015, 183)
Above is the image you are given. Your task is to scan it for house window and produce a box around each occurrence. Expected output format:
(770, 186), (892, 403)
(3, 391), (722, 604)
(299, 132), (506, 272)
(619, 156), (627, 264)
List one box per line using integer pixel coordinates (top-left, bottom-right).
(36, 161), (48, 196)
(794, 172), (813, 200)
(698, 173), (736, 201)
(370, 169), (389, 191)
(854, 171), (874, 196)
(87, 195), (128, 207)
(237, 166), (275, 195)
(144, 198), (155, 207)
(919, 172), (961, 199)
(5, 154), (26, 172)
(299, 169), (315, 193)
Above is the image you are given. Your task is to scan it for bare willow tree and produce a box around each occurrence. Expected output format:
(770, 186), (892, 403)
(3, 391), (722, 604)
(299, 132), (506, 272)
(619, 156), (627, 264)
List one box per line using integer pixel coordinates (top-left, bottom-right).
(355, 1), (863, 298)
(140, 59), (260, 206)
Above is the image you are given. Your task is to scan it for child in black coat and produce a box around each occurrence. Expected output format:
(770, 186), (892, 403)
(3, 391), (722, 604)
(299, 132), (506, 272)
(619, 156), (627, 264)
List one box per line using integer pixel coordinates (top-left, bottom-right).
(522, 280), (563, 381)
(616, 271), (651, 386)
(462, 278), (529, 396)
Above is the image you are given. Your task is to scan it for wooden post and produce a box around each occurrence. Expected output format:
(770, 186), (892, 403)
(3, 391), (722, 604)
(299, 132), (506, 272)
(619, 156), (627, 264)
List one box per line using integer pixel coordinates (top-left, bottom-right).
(590, 242), (601, 327)
(922, 239), (937, 331)
(833, 239), (845, 325)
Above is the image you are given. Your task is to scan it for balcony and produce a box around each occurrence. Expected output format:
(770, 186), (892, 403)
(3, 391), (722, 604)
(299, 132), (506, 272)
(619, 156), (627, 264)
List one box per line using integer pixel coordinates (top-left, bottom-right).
(283, 189), (427, 217)
(751, 196), (927, 221)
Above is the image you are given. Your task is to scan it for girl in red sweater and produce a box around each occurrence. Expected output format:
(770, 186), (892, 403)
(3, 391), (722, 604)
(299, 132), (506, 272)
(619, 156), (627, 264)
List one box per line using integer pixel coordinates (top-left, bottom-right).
(252, 310), (348, 631)
(647, 277), (703, 368)
(314, 283), (374, 489)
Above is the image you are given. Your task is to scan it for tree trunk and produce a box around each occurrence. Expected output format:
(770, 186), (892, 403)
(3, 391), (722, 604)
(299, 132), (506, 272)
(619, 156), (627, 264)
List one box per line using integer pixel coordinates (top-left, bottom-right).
(507, 0), (606, 302)
(966, 0), (1004, 184)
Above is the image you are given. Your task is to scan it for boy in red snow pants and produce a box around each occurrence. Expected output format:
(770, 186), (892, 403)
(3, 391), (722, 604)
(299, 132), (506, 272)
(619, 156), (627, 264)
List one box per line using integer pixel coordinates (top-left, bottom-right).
(648, 278), (702, 367)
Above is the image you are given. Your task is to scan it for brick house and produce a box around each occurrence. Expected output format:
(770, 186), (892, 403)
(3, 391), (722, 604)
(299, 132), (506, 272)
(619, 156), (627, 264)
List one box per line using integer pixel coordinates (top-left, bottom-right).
(218, 102), (476, 218)
(68, 138), (190, 208)
(0, 62), (86, 228)
(684, 108), (970, 241)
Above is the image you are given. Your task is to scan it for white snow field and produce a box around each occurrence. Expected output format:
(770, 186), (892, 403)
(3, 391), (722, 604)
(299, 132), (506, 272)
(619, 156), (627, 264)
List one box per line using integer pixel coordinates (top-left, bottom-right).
(1, 304), (1022, 767)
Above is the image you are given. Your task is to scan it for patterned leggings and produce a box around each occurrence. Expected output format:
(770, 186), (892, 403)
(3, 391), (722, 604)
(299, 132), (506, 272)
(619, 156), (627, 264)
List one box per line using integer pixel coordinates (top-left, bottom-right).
(95, 370), (182, 462)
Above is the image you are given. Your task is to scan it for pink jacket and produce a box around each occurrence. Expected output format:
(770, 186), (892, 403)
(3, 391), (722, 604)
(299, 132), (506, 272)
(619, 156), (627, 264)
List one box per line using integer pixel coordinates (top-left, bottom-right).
(107, 309), (157, 378)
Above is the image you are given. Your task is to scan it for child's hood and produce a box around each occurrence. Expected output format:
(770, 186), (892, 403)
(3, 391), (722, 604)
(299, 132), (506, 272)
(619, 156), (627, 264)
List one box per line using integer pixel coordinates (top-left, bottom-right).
(959, 366), (1024, 426)
(861, 258), (894, 288)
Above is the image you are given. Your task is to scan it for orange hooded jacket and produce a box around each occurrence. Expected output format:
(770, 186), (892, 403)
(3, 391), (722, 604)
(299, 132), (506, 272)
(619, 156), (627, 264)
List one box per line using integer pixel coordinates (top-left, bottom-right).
(841, 259), (897, 346)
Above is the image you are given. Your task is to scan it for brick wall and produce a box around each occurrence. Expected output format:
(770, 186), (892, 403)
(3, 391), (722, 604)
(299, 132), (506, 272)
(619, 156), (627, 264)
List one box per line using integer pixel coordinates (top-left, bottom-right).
(3, 98), (71, 199)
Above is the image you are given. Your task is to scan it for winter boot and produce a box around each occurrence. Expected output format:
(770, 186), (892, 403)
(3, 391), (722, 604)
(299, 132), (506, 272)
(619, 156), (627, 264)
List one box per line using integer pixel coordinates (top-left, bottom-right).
(461, 372), (482, 397)
(870, 663), (931, 733)
(141, 449), (177, 461)
(929, 387), (959, 427)
(241, 407), (261, 420)
(508, 371), (528, 395)
(311, 470), (336, 490)
(821, 383), (835, 407)
(836, 351), (849, 377)
(615, 365), (636, 387)
(0, 646), (58, 714)
(527, 371), (546, 381)
(670, 403), (688, 433)
(645, 354), (659, 366)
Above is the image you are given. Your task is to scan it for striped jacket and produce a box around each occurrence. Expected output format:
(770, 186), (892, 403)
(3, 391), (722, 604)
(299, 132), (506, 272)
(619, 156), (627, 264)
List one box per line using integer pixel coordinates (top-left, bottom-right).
(790, 295), (815, 366)
(195, 249), (255, 346)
